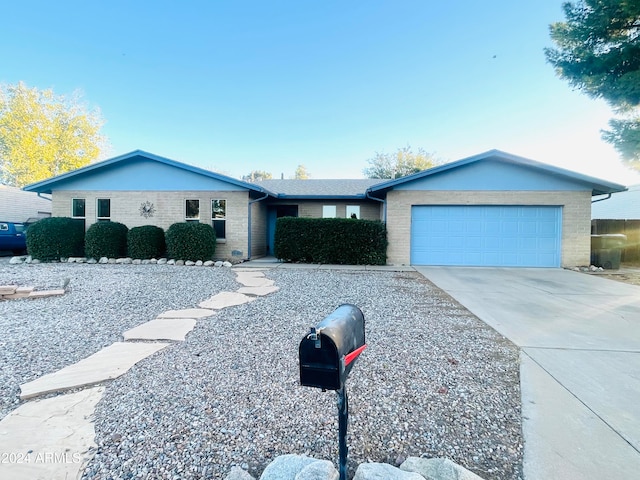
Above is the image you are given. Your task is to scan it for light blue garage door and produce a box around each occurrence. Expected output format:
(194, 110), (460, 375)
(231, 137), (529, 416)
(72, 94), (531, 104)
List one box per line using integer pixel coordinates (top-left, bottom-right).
(411, 205), (562, 267)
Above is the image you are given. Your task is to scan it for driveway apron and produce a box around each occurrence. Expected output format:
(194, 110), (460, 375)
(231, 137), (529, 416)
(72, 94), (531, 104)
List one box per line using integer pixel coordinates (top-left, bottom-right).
(415, 266), (640, 480)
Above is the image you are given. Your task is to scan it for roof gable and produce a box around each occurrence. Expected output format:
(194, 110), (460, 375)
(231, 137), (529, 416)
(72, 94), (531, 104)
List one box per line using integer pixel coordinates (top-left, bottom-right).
(368, 150), (627, 197)
(23, 150), (270, 194)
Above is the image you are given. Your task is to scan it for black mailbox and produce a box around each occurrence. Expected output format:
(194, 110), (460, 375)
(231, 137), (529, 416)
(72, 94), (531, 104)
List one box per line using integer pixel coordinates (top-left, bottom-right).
(299, 304), (366, 391)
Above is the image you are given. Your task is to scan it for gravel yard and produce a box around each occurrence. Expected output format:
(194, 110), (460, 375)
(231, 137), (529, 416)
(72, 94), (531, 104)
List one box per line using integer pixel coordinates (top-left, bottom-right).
(0, 262), (522, 479)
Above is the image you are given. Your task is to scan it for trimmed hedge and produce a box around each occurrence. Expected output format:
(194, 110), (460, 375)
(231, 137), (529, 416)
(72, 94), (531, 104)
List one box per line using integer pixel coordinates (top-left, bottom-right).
(274, 217), (387, 265)
(26, 217), (85, 261)
(166, 222), (216, 261)
(128, 225), (166, 259)
(85, 221), (129, 259)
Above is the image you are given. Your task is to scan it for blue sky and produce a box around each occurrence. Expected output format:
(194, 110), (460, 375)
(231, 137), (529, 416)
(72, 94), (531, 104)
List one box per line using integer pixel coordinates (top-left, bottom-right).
(2, 0), (638, 185)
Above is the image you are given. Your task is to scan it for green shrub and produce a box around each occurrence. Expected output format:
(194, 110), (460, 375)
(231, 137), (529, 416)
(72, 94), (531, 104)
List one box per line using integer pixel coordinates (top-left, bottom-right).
(128, 225), (166, 259)
(165, 222), (216, 261)
(26, 217), (85, 261)
(85, 221), (129, 259)
(274, 217), (387, 265)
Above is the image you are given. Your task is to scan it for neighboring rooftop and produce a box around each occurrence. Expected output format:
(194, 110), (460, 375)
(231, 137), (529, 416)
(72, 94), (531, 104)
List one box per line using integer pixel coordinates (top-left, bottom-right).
(252, 178), (386, 198)
(592, 184), (640, 219)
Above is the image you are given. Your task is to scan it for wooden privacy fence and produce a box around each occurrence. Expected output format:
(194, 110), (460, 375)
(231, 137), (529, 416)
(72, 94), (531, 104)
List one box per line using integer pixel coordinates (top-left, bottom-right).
(591, 219), (640, 263)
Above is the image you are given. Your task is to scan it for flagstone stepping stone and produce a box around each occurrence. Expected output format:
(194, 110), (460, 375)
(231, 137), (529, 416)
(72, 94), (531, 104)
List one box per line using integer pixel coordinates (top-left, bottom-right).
(157, 308), (216, 318)
(20, 342), (169, 400)
(123, 318), (197, 341)
(198, 291), (256, 309)
(27, 289), (66, 299)
(235, 272), (275, 287)
(237, 285), (280, 296)
(0, 386), (104, 480)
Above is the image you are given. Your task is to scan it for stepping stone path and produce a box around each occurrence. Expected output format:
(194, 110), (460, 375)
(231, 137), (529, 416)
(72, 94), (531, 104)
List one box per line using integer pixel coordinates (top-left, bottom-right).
(0, 267), (279, 480)
(0, 285), (64, 300)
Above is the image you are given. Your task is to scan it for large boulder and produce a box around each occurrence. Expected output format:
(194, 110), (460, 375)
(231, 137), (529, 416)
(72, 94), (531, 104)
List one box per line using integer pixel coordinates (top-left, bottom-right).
(400, 457), (484, 480)
(225, 465), (256, 480)
(259, 454), (338, 480)
(353, 462), (424, 480)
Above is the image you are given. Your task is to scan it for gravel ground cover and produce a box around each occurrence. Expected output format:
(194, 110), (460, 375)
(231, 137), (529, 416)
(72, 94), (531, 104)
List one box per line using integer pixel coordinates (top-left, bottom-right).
(0, 262), (523, 479)
(0, 262), (238, 419)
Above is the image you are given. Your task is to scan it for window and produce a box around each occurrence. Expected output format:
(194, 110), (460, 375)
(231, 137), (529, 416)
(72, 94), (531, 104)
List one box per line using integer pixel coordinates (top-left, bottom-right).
(346, 205), (360, 219)
(185, 199), (200, 221)
(97, 198), (111, 221)
(212, 199), (226, 240)
(72, 198), (86, 218)
(0, 223), (7, 231)
(322, 205), (337, 218)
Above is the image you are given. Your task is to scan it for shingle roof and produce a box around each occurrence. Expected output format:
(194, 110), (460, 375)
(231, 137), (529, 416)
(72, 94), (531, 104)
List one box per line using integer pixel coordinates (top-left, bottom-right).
(592, 184), (640, 219)
(252, 179), (386, 198)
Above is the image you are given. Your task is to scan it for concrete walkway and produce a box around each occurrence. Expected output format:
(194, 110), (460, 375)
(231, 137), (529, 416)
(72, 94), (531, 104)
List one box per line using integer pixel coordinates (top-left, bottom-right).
(415, 266), (640, 480)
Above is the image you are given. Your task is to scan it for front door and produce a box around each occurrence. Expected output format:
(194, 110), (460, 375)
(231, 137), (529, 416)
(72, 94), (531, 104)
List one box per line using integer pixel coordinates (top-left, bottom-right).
(267, 205), (299, 255)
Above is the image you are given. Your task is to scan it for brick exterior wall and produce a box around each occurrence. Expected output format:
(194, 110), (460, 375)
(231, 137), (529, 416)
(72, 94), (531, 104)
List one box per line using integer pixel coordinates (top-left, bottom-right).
(267, 200), (382, 220)
(385, 190), (592, 267)
(250, 200), (268, 257)
(52, 190), (254, 261)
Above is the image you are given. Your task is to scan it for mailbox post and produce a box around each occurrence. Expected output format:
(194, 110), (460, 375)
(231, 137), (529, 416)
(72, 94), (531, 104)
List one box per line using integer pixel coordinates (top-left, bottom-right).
(299, 304), (367, 480)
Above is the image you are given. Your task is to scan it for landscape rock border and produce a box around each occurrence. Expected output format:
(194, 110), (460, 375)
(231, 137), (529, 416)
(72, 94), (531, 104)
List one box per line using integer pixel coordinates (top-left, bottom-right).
(9, 255), (235, 267)
(223, 454), (484, 480)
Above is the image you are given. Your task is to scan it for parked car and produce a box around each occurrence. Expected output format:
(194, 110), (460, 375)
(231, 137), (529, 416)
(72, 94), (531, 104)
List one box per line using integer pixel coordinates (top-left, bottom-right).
(0, 221), (27, 254)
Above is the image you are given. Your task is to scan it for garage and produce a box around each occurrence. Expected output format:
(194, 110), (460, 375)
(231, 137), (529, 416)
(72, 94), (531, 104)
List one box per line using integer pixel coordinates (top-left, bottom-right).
(410, 205), (562, 267)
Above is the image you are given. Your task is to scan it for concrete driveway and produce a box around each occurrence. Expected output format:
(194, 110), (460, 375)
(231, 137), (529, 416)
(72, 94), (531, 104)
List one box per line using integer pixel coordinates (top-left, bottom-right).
(415, 267), (640, 480)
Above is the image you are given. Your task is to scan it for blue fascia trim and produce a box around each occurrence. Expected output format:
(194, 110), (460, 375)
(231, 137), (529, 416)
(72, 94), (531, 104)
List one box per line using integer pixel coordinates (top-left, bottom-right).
(274, 194), (369, 200)
(366, 149), (627, 196)
(23, 150), (270, 195)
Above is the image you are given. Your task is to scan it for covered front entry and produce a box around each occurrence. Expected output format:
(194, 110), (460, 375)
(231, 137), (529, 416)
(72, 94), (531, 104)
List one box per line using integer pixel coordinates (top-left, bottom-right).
(267, 205), (299, 255)
(410, 205), (562, 267)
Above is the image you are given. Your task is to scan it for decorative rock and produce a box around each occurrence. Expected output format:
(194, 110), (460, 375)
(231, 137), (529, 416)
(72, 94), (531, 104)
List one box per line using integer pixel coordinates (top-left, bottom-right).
(354, 462), (424, 480)
(149, 258), (158, 264)
(297, 460), (339, 480)
(98, 257), (109, 264)
(204, 260), (215, 266)
(400, 457), (484, 480)
(9, 256), (25, 264)
(259, 454), (331, 480)
(157, 258), (167, 265)
(132, 259), (142, 265)
(31, 258), (40, 264)
(87, 258), (98, 264)
(68, 257), (87, 263)
(175, 260), (185, 266)
(215, 261), (224, 267)
(185, 260), (195, 266)
(225, 466), (256, 480)
(24, 256), (32, 264)
(195, 260), (203, 266)
(107, 258), (117, 264)
(141, 259), (151, 265)
(167, 259), (175, 265)
(223, 261), (233, 268)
